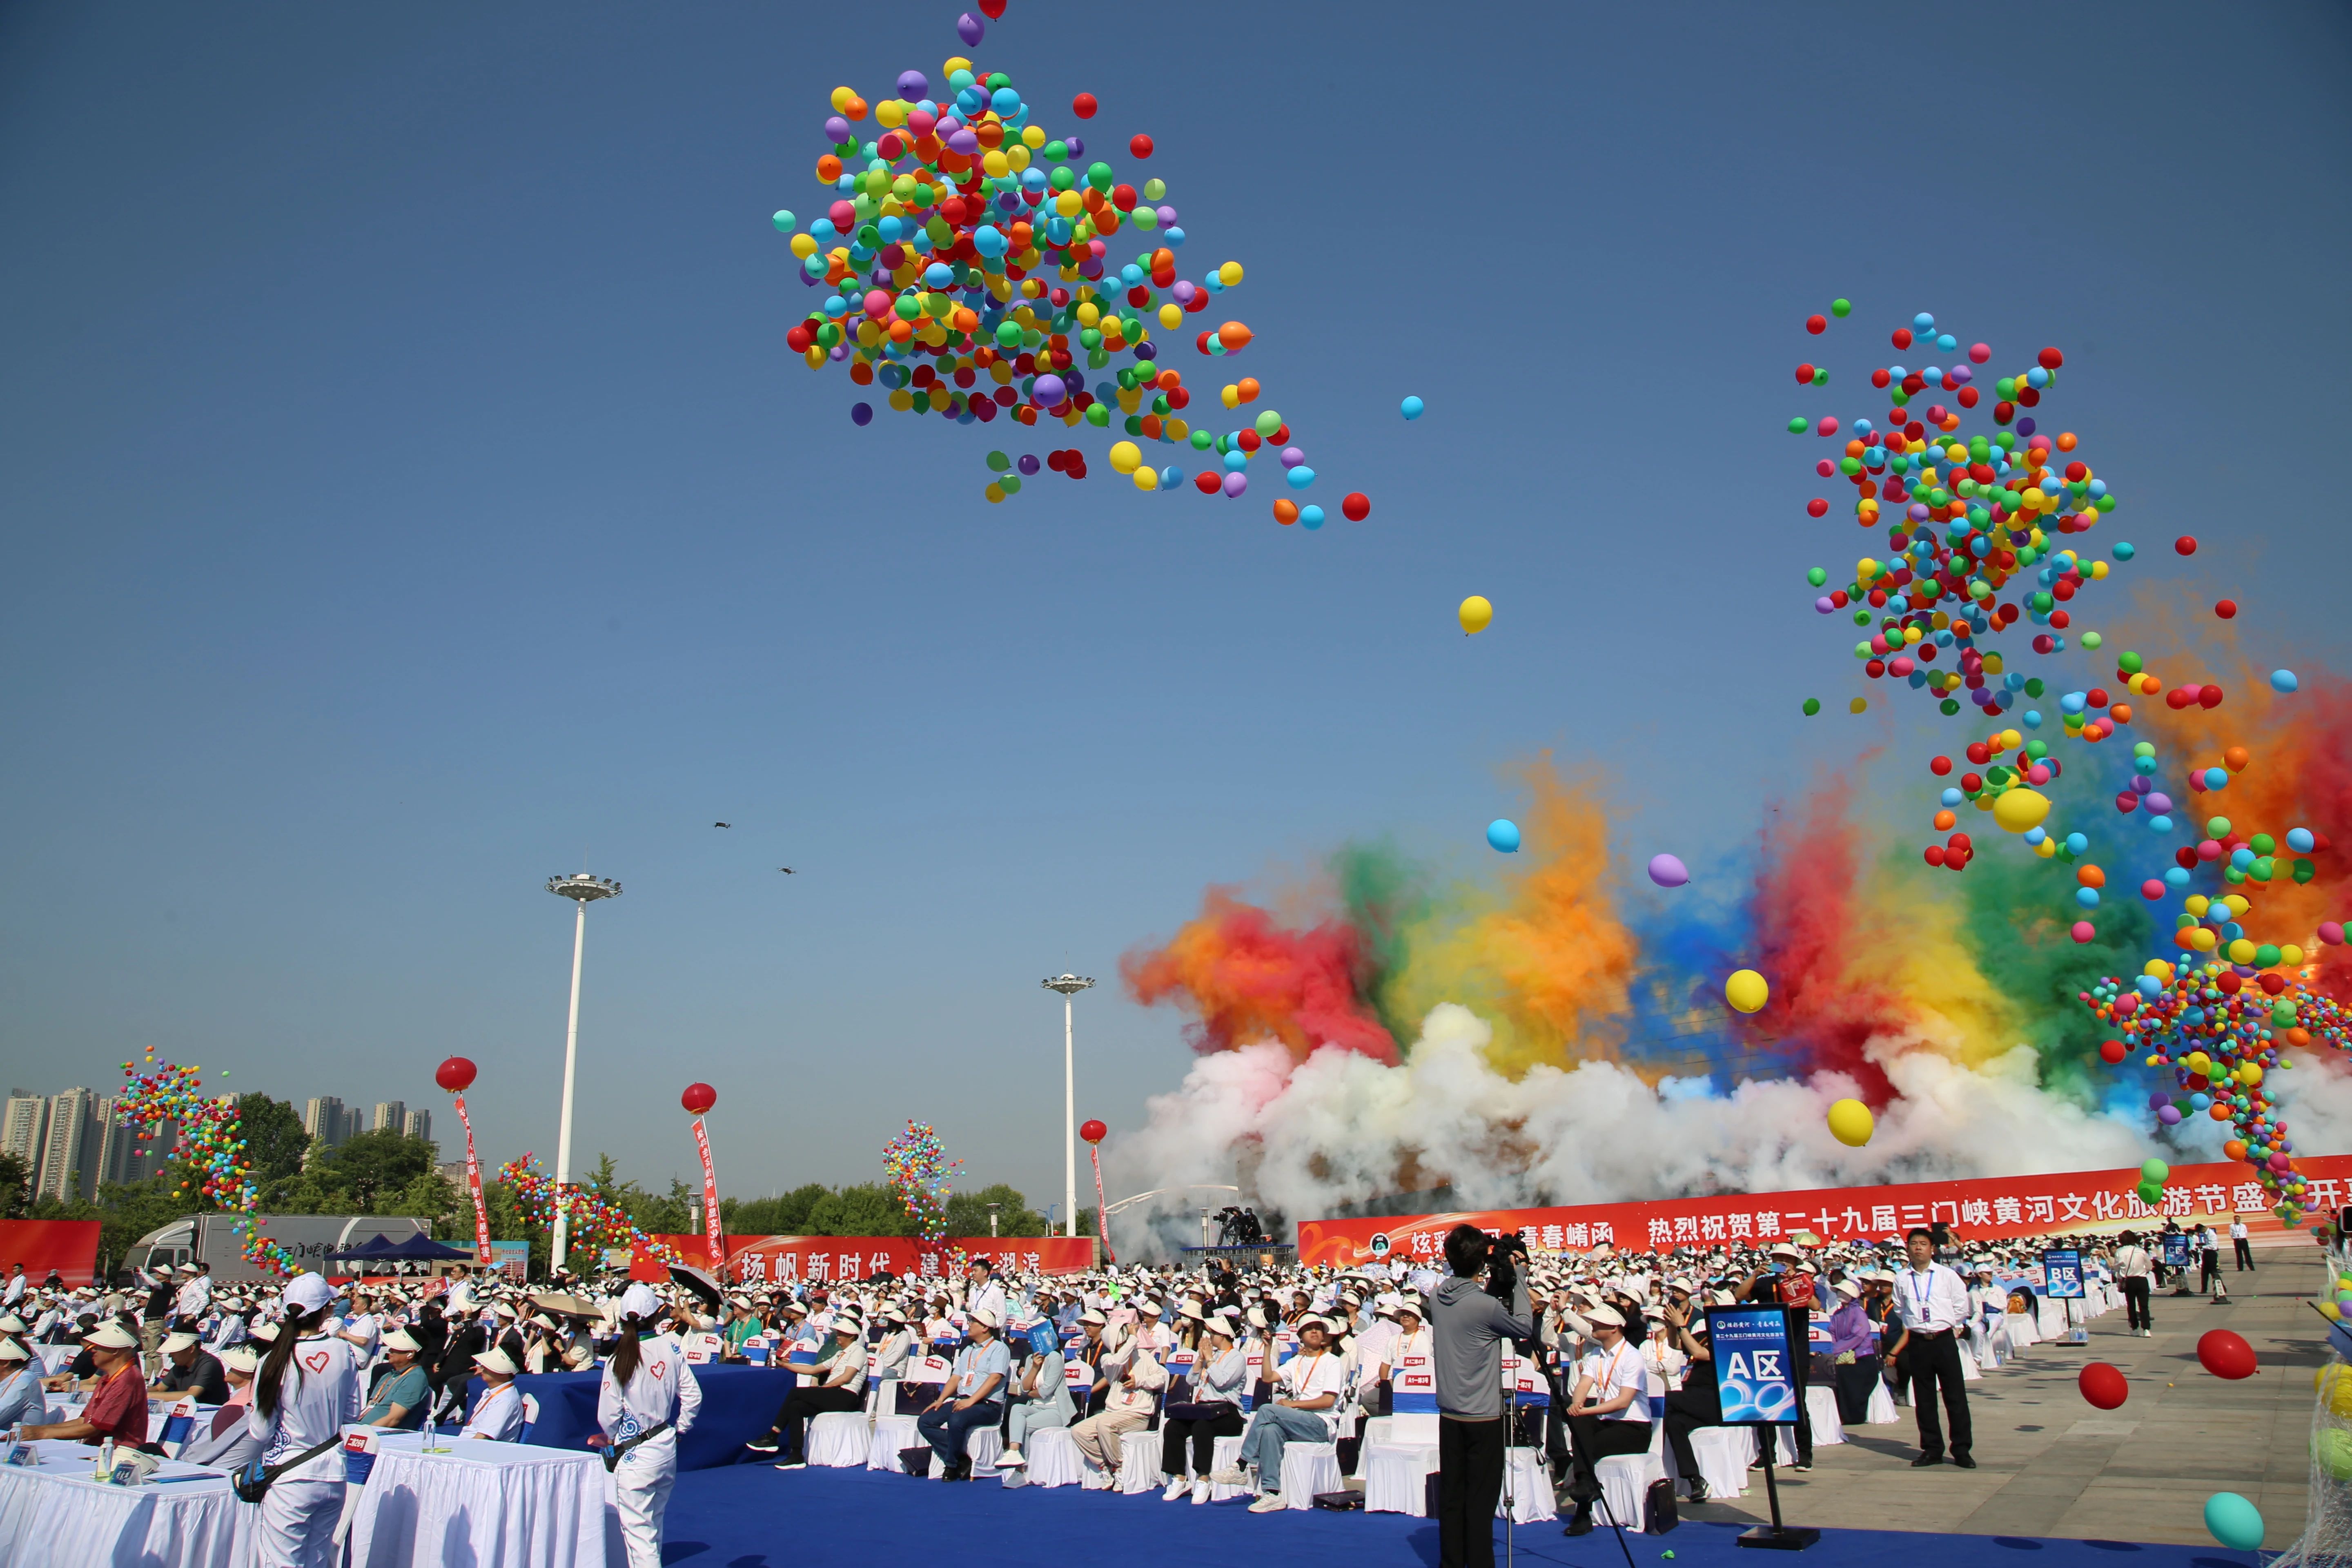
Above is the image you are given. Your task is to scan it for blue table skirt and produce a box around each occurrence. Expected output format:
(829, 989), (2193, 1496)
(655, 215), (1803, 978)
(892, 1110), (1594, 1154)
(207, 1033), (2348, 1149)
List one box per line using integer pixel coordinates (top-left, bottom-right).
(503, 1365), (799, 1471)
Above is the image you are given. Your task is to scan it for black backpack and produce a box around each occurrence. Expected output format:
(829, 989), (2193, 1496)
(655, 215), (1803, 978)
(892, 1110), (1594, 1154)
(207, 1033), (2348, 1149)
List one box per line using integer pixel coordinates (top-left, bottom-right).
(1643, 1477), (1679, 1533)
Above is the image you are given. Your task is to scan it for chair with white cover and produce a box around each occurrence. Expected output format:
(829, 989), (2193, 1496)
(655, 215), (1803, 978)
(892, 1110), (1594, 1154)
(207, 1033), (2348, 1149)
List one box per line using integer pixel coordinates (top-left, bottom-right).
(1024, 1426), (1085, 1488)
(963, 1425), (1003, 1477)
(1500, 1448), (1556, 1522)
(1118, 1430), (1160, 1494)
(1278, 1442), (1341, 1508)
(1595, 1420), (1666, 1530)
(1864, 1380), (1898, 1424)
(1803, 1385), (1845, 1446)
(867, 1413), (921, 1471)
(1209, 1434), (1250, 1501)
(808, 1410), (869, 1468)
(1686, 1425), (1753, 1498)
(1363, 1442), (1439, 1514)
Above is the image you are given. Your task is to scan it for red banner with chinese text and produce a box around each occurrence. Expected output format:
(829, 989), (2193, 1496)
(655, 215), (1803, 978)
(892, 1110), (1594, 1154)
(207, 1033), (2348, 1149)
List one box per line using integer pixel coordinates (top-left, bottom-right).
(0, 1220), (102, 1287)
(629, 1234), (1096, 1285)
(1295, 1154), (2352, 1270)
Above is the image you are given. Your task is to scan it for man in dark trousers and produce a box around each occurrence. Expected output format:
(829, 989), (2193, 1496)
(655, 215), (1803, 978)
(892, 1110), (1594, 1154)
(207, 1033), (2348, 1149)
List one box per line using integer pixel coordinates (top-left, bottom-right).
(1427, 1224), (1533, 1568)
(1883, 1226), (1974, 1467)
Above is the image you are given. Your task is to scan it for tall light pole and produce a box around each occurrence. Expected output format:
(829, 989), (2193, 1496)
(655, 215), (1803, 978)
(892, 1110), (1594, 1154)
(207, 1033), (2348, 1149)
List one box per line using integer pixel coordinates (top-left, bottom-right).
(1041, 973), (1093, 1240)
(547, 872), (621, 1275)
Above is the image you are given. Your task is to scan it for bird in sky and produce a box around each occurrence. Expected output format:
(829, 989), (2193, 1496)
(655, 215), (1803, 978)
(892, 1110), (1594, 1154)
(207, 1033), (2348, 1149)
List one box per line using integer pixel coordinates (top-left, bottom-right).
(777, 867), (795, 874)
(714, 822), (731, 829)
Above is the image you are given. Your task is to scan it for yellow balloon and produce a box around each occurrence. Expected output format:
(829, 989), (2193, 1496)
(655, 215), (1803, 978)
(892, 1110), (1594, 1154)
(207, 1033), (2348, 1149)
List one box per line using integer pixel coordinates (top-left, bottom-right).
(2318, 1366), (2352, 1420)
(1991, 787), (2051, 833)
(1725, 969), (1769, 1014)
(1132, 465), (1159, 493)
(1459, 596), (1493, 636)
(1826, 1098), (1874, 1147)
(1108, 441), (1142, 474)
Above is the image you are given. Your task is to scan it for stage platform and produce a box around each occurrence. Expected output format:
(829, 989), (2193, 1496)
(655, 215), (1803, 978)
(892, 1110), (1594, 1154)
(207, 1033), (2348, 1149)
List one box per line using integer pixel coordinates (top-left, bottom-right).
(657, 1463), (2254, 1568)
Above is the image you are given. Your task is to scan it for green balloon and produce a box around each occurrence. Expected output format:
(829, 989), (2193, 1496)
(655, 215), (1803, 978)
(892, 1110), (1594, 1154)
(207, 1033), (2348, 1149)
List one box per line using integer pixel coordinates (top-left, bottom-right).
(994, 321), (1023, 347)
(1811, 368), (1829, 386)
(1788, 417), (1808, 433)
(2140, 1158), (2169, 1183)
(986, 451), (1011, 472)
(1806, 566), (1828, 586)
(1830, 299), (1852, 318)
(1802, 698), (1821, 715)
(2080, 631), (2103, 650)
(1086, 162), (1115, 193)
(772, 210), (797, 232)
(1254, 410), (1283, 438)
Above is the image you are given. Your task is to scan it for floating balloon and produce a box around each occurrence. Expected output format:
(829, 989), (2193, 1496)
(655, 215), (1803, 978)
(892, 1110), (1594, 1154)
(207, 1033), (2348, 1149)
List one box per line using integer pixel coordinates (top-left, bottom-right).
(1725, 969), (1770, 1014)
(1079, 1118), (1107, 1143)
(2196, 1330), (2257, 1381)
(1486, 819), (1521, 854)
(1991, 788), (2050, 833)
(1646, 853), (1689, 889)
(436, 1056), (478, 1093)
(2203, 1492), (2263, 1552)
(2077, 1363), (2128, 1410)
(1458, 596), (1492, 635)
(883, 1120), (962, 1241)
(1401, 395), (1424, 420)
(682, 1082), (717, 1115)
(500, 1154), (682, 1265)
(1825, 1098), (1873, 1147)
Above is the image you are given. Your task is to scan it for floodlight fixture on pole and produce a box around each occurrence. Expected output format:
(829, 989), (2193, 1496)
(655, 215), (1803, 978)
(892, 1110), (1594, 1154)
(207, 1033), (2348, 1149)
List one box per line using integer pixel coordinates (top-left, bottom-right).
(547, 872), (620, 1274)
(1041, 973), (1094, 1240)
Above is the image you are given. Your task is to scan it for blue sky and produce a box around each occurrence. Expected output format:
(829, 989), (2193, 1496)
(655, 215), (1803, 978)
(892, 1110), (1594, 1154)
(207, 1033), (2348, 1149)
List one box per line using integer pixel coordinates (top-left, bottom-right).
(3, 0), (2348, 1214)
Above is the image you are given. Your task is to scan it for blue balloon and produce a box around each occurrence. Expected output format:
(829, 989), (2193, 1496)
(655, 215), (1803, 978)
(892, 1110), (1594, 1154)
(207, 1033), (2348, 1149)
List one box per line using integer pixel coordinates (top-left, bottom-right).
(771, 210), (797, 232)
(1286, 466), (1316, 488)
(850, 403), (873, 426)
(1401, 395), (1425, 420)
(1298, 505), (1325, 530)
(2289, 828), (2316, 853)
(1486, 819), (1521, 854)
(2204, 1492), (2263, 1552)
(2272, 669), (2300, 693)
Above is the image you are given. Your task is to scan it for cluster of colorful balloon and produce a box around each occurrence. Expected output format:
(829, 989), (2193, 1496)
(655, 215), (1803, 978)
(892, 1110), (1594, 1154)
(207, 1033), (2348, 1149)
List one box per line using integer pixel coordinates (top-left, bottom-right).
(496, 1154), (682, 1265)
(982, 446), (1088, 501)
(2079, 951), (2352, 1219)
(775, 51), (1365, 527)
(882, 1119), (961, 1242)
(111, 1049), (296, 1275)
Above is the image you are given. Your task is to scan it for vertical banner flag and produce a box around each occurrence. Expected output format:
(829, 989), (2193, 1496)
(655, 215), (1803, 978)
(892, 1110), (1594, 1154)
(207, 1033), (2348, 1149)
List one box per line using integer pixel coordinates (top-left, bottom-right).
(692, 1116), (722, 1263)
(2042, 1248), (2085, 1300)
(1708, 1306), (1797, 1425)
(454, 1095), (492, 1263)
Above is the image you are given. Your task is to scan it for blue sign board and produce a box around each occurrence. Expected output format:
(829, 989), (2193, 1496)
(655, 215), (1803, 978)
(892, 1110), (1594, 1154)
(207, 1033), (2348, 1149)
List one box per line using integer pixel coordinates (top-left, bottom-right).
(2042, 1248), (2084, 1300)
(1707, 1306), (1796, 1424)
(2161, 1233), (2192, 1268)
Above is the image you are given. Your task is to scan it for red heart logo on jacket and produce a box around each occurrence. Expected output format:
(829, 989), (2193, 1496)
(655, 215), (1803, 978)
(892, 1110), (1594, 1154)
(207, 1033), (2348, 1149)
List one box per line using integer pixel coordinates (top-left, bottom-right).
(304, 1351), (331, 1373)
(648, 1362), (665, 1381)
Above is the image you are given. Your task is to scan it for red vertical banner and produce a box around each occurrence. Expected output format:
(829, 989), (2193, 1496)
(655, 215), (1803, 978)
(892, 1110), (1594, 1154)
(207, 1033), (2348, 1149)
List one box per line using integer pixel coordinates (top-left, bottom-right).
(693, 1116), (722, 1263)
(1089, 1143), (1116, 1265)
(453, 1094), (492, 1262)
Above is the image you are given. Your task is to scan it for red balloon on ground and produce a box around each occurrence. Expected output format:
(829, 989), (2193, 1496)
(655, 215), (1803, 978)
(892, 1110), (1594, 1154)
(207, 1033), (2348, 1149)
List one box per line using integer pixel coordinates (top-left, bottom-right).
(1341, 492), (1371, 522)
(2197, 1330), (2257, 1380)
(436, 1056), (477, 1093)
(1128, 134), (1153, 159)
(1079, 1118), (1107, 1144)
(2078, 1362), (2129, 1410)
(2176, 536), (2198, 556)
(681, 1082), (717, 1116)
(1071, 92), (1098, 119)
(2215, 599), (2237, 619)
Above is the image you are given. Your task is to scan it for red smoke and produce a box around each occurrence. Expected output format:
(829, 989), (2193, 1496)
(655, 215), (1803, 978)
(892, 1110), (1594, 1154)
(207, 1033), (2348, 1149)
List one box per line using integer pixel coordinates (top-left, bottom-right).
(1121, 890), (1399, 1063)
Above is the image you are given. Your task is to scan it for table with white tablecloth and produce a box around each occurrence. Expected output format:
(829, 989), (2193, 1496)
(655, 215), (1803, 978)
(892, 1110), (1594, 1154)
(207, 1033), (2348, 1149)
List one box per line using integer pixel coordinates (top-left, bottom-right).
(0, 1438), (254, 1568)
(346, 1434), (612, 1568)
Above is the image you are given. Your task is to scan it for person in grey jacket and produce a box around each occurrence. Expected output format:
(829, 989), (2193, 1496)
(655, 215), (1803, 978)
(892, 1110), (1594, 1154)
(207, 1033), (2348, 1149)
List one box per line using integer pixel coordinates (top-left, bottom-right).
(1426, 1225), (1533, 1568)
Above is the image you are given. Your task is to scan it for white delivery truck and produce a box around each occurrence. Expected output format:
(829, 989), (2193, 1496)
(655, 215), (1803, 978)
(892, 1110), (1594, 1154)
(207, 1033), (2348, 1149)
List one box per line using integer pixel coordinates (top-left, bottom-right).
(124, 1214), (430, 1284)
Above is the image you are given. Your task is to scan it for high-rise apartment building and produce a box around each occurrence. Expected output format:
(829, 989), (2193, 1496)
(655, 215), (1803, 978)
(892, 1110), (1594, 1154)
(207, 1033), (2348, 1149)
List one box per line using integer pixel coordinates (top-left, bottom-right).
(33, 1087), (100, 1202)
(403, 1107), (432, 1146)
(371, 1101), (407, 1135)
(1, 1092), (47, 1174)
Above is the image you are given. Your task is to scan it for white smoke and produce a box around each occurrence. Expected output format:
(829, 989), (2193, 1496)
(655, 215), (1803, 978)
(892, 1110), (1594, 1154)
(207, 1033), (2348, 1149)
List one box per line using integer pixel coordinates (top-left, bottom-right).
(1106, 1003), (2168, 1242)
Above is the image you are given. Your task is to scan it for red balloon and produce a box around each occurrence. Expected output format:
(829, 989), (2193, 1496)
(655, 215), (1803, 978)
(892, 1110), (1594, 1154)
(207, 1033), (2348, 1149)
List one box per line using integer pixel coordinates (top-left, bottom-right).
(681, 1082), (717, 1116)
(1341, 492), (1370, 522)
(2175, 536), (2198, 556)
(2197, 1329), (2257, 1380)
(2098, 1039), (2128, 1065)
(1128, 134), (1153, 160)
(2078, 1362), (2129, 1410)
(1079, 1118), (1107, 1144)
(435, 1056), (477, 1093)
(976, 0), (1005, 14)
(1071, 93), (1098, 119)
(2214, 599), (2237, 619)
(1805, 314), (1827, 335)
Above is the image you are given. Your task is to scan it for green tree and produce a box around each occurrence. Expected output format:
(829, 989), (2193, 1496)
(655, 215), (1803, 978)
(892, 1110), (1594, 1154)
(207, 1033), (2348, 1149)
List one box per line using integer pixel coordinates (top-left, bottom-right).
(233, 1094), (311, 1188)
(805, 1183), (915, 1237)
(278, 1129), (447, 1216)
(0, 1154), (27, 1219)
(722, 1184), (829, 1236)
(944, 1183), (1048, 1238)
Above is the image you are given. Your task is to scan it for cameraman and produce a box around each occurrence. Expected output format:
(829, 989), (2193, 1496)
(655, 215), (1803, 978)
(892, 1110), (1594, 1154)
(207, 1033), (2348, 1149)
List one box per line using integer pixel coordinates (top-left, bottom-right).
(1428, 1224), (1533, 1568)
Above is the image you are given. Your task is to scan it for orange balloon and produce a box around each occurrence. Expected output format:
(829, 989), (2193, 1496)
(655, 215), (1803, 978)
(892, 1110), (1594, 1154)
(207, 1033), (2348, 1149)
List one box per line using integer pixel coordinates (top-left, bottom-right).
(1218, 321), (1253, 350)
(2224, 746), (2250, 772)
(2224, 1139), (2248, 1160)
(2077, 865), (2106, 889)
(1933, 809), (1957, 831)
(1272, 499), (1298, 525)
(1236, 376), (1260, 403)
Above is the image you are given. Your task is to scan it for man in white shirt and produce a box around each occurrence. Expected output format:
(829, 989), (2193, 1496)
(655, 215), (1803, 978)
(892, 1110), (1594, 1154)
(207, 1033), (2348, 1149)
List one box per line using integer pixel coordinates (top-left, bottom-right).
(1559, 1304), (1652, 1536)
(174, 1264), (213, 1327)
(962, 1262), (1008, 1336)
(1883, 1227), (1973, 1468)
(2230, 1216), (2255, 1272)
(2110, 1232), (2154, 1335)
(463, 1348), (527, 1440)
(1218, 1314), (1346, 1513)
(1, 1266), (24, 1311)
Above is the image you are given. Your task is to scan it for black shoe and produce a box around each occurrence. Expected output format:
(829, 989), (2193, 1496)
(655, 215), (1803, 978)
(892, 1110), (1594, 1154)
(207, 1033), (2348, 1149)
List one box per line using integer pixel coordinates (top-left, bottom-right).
(1952, 1454), (1976, 1469)
(1564, 1509), (1594, 1537)
(744, 1433), (782, 1453)
(942, 1462), (971, 1482)
(1686, 1481), (1711, 1504)
(1911, 1453), (1943, 1468)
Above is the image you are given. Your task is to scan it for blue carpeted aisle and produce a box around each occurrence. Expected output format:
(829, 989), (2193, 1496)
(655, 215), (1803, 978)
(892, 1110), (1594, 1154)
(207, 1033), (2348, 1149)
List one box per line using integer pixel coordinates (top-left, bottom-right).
(653, 1465), (2261, 1568)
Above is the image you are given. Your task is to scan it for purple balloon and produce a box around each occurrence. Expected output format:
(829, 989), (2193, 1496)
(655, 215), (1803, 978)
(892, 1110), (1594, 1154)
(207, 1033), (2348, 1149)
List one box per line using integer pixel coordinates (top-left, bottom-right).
(898, 70), (929, 98)
(2157, 1105), (2183, 1126)
(947, 128), (979, 155)
(1016, 454), (1040, 477)
(2145, 793), (2173, 814)
(1133, 340), (1157, 361)
(1221, 471), (1247, 498)
(1032, 374), (1066, 407)
(851, 403), (873, 426)
(1814, 597), (1835, 615)
(1171, 280), (1195, 304)
(1064, 136), (1084, 158)
(1279, 446), (1305, 468)
(1156, 205), (1178, 226)
(956, 12), (984, 45)
(2147, 1091), (2170, 1109)
(1647, 853), (1689, 889)
(824, 116), (851, 143)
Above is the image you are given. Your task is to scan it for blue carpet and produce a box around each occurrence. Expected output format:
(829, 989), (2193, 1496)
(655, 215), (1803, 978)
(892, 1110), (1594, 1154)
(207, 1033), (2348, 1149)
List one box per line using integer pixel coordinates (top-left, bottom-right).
(652, 1464), (2267, 1568)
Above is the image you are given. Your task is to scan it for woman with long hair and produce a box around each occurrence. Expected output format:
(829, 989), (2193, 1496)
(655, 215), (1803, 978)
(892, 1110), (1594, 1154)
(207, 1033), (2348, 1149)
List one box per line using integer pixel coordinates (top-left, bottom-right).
(245, 1273), (362, 1568)
(599, 1283), (702, 1568)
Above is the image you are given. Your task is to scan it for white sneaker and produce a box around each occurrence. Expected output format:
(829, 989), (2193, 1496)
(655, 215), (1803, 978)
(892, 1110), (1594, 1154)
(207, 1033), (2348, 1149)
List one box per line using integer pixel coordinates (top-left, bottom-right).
(1249, 1491), (1287, 1513)
(1192, 1479), (1212, 1504)
(1209, 1467), (1250, 1486)
(996, 1450), (1027, 1469)
(1163, 1475), (1190, 1501)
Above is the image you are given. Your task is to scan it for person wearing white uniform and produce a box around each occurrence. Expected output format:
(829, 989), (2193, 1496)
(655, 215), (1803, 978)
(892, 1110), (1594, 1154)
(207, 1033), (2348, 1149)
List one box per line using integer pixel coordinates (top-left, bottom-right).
(1883, 1227), (1973, 1468)
(174, 1264), (214, 1327)
(1559, 1304), (1652, 1537)
(244, 1272), (362, 1568)
(461, 1347), (526, 1439)
(597, 1283), (703, 1568)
